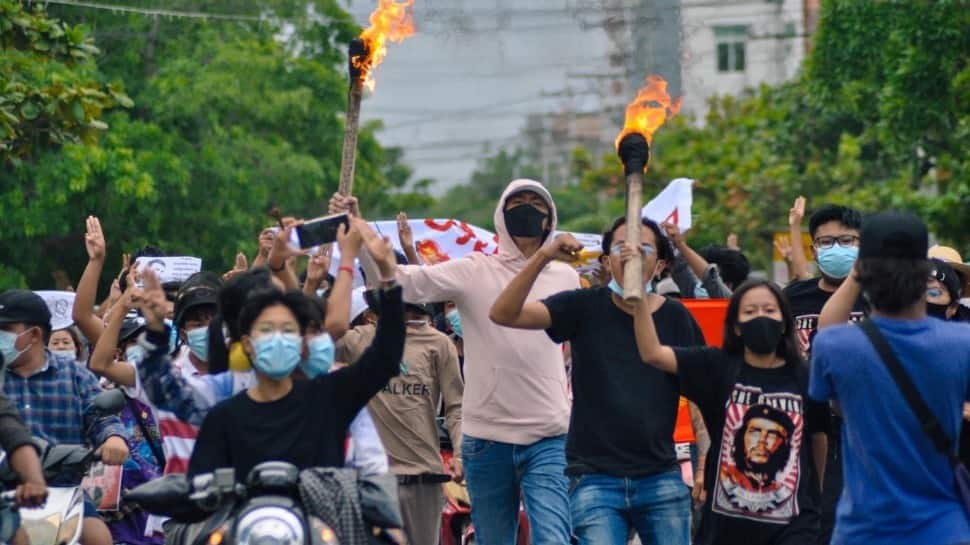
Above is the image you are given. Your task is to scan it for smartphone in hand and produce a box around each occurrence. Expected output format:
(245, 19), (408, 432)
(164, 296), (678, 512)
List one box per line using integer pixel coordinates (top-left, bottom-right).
(295, 213), (349, 249)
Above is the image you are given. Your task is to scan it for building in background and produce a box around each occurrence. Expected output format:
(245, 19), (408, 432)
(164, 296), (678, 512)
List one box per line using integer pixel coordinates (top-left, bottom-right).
(677, 0), (817, 118)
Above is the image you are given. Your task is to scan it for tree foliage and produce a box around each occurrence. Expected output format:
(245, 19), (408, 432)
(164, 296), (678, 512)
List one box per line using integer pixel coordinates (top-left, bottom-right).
(0, 1), (432, 289)
(435, 0), (970, 271)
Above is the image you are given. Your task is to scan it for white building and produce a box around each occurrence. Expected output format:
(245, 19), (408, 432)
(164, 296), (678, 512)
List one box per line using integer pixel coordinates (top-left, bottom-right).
(678, 0), (817, 118)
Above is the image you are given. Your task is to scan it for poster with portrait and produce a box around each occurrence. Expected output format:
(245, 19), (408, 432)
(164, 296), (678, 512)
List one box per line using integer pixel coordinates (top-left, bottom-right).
(81, 462), (123, 512)
(712, 385), (804, 524)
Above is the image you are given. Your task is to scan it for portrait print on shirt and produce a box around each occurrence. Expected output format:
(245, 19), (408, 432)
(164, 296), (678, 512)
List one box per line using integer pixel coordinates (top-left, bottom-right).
(713, 386), (804, 524)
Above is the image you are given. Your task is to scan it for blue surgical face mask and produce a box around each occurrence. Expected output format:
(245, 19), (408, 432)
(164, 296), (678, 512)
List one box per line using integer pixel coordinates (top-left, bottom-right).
(251, 332), (302, 380)
(446, 310), (463, 338)
(185, 326), (209, 362)
(51, 350), (76, 360)
(300, 334), (335, 379)
(817, 246), (858, 279)
(0, 330), (31, 366)
(125, 344), (147, 366)
(608, 278), (654, 298)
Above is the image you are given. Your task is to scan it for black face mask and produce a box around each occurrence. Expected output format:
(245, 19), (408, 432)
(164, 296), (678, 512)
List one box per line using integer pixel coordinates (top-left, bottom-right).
(927, 302), (950, 320)
(504, 203), (548, 238)
(739, 316), (784, 355)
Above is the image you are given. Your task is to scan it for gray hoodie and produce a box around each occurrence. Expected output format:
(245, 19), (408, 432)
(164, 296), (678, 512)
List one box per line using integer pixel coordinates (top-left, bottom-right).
(395, 179), (580, 445)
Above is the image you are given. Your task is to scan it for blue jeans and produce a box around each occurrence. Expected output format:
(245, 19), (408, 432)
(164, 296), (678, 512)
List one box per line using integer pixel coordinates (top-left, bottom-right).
(570, 469), (691, 545)
(462, 434), (570, 545)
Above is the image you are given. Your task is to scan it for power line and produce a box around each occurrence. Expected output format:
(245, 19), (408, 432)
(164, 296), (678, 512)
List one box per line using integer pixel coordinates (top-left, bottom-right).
(40, 0), (263, 21)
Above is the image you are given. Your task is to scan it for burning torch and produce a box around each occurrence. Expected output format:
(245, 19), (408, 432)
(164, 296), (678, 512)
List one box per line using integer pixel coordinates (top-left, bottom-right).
(337, 1), (415, 282)
(338, 0), (415, 196)
(615, 75), (681, 302)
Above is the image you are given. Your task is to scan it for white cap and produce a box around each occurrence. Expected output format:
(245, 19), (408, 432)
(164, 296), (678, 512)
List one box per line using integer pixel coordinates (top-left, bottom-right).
(350, 287), (369, 323)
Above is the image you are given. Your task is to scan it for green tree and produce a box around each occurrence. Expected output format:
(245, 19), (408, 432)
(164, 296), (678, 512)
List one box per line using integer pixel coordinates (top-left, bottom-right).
(1, 1), (431, 289)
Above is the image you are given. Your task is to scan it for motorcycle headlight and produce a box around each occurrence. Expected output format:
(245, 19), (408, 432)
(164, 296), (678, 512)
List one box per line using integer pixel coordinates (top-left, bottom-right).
(236, 506), (305, 545)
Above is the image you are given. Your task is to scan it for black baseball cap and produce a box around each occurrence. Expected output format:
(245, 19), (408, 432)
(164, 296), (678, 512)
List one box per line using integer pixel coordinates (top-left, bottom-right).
(173, 272), (222, 327)
(0, 290), (52, 331)
(859, 212), (928, 260)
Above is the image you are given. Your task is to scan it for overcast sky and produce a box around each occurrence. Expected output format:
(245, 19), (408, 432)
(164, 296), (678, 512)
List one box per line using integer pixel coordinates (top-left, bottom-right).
(347, 0), (617, 195)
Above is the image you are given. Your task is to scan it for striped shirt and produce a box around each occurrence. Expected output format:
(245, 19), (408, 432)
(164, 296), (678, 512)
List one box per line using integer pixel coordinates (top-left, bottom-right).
(3, 351), (125, 447)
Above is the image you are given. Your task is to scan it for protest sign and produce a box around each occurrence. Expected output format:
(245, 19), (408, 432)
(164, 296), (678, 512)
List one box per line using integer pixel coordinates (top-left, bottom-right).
(34, 290), (76, 331)
(81, 462), (123, 511)
(642, 178), (694, 232)
(134, 256), (202, 284)
(329, 219), (604, 282)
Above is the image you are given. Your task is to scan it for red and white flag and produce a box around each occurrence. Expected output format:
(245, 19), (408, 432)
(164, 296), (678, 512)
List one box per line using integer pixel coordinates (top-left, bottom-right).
(642, 178), (694, 232)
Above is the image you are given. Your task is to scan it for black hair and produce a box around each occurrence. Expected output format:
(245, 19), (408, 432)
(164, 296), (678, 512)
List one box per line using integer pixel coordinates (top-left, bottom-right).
(207, 267), (275, 374)
(723, 279), (802, 372)
(732, 404), (795, 482)
(808, 205), (863, 239)
(930, 259), (963, 302)
(700, 246), (751, 289)
(302, 296), (327, 331)
(238, 288), (312, 338)
(857, 257), (933, 314)
(50, 327), (83, 359)
(601, 217), (673, 262)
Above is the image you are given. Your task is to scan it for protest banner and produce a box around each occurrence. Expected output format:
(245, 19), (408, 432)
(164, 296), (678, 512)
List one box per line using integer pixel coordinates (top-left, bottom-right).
(134, 256), (202, 284)
(34, 290), (76, 331)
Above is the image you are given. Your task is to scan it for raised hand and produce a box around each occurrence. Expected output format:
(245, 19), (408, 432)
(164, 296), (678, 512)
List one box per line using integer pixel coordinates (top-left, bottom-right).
(268, 223), (307, 268)
(774, 235), (793, 262)
(539, 233), (583, 262)
(133, 268), (168, 331)
(662, 222), (685, 247)
(306, 252), (331, 285)
(336, 221), (363, 260)
(355, 218), (396, 280)
(258, 228), (275, 259)
(397, 212), (414, 249)
(328, 192), (361, 218)
(223, 252), (249, 281)
(84, 216), (106, 261)
(789, 196), (806, 229)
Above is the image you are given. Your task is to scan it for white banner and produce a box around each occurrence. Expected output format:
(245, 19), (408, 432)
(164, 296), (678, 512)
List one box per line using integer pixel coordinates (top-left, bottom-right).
(642, 177), (694, 232)
(34, 290), (76, 331)
(135, 256), (202, 284)
(329, 219), (604, 281)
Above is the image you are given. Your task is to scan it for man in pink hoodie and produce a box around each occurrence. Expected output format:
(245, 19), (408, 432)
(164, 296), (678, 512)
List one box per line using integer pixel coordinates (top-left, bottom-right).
(333, 179), (578, 545)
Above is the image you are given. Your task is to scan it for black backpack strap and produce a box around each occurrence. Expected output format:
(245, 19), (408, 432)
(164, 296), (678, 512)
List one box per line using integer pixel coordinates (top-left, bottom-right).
(859, 319), (959, 464)
(126, 395), (167, 469)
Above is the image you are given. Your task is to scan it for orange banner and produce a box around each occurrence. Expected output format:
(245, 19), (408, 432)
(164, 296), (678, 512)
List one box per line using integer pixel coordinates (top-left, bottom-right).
(682, 298), (729, 347)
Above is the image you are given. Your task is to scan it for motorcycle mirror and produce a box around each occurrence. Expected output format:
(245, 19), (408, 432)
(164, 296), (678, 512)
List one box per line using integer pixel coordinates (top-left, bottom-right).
(92, 389), (126, 414)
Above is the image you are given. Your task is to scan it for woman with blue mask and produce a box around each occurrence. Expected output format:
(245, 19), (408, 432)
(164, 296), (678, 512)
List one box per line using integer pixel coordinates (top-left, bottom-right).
(188, 224), (406, 480)
(171, 273), (223, 376)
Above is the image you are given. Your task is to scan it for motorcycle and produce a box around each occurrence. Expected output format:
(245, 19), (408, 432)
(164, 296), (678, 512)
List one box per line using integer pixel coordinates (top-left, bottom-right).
(126, 462), (364, 545)
(0, 388), (127, 545)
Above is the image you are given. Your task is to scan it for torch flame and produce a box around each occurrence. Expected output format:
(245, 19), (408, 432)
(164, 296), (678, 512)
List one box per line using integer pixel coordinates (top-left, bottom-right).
(353, 0), (416, 92)
(615, 75), (682, 149)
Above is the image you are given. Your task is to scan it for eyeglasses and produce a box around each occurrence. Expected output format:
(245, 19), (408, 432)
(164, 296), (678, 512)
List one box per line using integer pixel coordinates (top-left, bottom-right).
(610, 242), (656, 256)
(813, 235), (859, 250)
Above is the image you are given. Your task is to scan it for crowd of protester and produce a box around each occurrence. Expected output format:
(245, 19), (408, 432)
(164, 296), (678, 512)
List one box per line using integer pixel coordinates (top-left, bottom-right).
(0, 181), (969, 545)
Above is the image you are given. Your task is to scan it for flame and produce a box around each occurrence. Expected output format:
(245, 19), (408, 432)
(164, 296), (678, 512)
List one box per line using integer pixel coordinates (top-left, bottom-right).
(614, 75), (682, 149)
(353, 0), (416, 91)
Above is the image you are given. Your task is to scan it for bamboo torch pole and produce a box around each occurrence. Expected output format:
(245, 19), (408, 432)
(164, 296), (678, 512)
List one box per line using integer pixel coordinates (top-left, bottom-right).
(617, 133), (650, 303)
(339, 38), (381, 286)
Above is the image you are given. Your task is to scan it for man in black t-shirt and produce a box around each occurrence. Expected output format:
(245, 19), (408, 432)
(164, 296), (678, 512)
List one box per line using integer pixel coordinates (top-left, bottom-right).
(781, 204), (863, 545)
(783, 205), (866, 357)
(491, 216), (704, 545)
